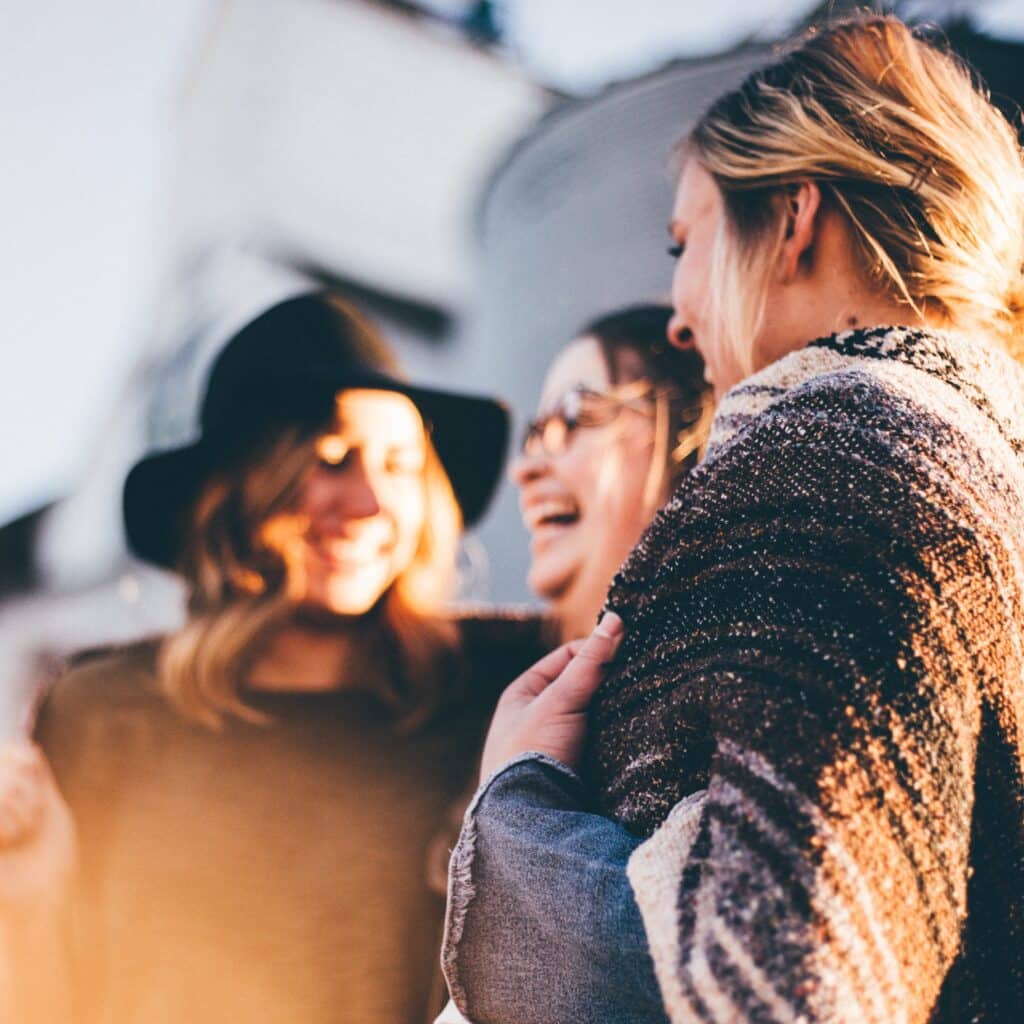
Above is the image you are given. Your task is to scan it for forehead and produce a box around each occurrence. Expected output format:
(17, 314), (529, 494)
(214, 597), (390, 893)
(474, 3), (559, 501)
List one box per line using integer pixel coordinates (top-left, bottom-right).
(671, 159), (722, 226)
(539, 337), (611, 410)
(331, 388), (424, 444)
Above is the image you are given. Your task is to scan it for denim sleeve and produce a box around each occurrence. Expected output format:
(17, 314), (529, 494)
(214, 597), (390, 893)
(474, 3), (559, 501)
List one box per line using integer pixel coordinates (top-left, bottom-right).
(441, 752), (669, 1024)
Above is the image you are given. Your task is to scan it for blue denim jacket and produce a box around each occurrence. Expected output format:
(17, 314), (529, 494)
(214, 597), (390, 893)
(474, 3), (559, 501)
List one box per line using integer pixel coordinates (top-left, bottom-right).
(441, 753), (668, 1024)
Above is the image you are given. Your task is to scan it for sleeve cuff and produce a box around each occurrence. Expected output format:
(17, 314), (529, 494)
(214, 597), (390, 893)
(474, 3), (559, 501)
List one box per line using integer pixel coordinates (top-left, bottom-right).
(465, 751), (583, 818)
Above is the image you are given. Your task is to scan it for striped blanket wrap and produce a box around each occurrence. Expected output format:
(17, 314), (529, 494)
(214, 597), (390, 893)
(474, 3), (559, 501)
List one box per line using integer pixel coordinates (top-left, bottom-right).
(589, 326), (1024, 1023)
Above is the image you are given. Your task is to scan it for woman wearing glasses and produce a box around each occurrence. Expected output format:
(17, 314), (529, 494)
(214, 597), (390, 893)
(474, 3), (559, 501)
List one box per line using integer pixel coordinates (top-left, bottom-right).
(512, 306), (712, 643)
(432, 307), (712, 1024)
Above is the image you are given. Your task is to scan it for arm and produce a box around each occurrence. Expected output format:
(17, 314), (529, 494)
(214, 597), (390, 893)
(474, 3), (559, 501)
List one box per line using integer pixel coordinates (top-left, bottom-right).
(441, 622), (669, 1024)
(443, 753), (670, 1024)
(449, 382), (993, 1023)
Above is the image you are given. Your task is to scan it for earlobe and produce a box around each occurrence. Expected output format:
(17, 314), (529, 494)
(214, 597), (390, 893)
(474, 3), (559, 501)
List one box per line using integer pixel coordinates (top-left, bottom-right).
(666, 315), (696, 352)
(777, 181), (821, 284)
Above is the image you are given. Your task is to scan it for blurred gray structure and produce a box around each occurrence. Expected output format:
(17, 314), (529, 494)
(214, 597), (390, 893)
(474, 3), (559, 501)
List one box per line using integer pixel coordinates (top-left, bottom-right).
(3, 0), (1023, 733)
(465, 48), (768, 599)
(0, 0), (547, 732)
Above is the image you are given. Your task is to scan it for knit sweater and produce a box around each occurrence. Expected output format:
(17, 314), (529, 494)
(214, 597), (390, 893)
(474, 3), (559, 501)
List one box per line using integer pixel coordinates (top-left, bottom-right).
(587, 326), (1024, 1023)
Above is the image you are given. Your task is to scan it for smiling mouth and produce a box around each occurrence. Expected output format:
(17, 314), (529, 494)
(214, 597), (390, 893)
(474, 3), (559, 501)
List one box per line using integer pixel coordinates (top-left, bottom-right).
(313, 537), (391, 568)
(525, 499), (581, 532)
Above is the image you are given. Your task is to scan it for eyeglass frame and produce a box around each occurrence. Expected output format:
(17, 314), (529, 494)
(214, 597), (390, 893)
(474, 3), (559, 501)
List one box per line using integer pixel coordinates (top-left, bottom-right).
(518, 380), (661, 458)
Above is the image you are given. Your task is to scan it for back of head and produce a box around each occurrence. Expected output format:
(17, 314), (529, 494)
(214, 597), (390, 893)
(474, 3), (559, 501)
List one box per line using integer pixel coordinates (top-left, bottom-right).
(688, 14), (1024, 361)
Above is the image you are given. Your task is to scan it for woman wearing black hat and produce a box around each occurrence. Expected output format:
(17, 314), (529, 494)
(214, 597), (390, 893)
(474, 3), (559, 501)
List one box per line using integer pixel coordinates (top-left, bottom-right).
(0, 292), (546, 1024)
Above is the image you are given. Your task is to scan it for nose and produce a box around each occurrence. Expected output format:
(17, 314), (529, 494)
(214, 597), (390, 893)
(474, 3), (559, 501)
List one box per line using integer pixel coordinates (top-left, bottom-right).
(510, 441), (551, 488)
(666, 312), (695, 351)
(329, 454), (382, 520)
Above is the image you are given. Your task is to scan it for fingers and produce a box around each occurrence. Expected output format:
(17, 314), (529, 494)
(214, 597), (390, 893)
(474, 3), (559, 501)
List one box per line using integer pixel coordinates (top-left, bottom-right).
(539, 612), (624, 714)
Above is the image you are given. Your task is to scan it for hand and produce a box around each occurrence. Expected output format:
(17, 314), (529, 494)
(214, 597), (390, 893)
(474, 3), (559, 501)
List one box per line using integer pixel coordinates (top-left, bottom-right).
(479, 612), (624, 781)
(0, 744), (77, 921)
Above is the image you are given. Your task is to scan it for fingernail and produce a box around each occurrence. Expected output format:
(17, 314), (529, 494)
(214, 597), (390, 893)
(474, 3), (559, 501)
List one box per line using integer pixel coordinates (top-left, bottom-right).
(594, 611), (624, 639)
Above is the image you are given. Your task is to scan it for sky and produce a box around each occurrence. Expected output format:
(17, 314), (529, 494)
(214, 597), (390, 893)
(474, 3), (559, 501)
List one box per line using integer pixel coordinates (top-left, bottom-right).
(502, 0), (814, 92)
(3, 0), (1024, 527)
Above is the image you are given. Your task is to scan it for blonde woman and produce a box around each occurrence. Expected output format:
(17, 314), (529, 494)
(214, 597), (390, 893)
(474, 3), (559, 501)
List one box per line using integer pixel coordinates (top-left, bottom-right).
(0, 293), (544, 1023)
(440, 15), (1024, 1024)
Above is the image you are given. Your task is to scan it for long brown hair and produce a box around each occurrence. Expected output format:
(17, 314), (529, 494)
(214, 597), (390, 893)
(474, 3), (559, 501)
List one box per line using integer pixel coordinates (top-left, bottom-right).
(685, 14), (1024, 372)
(159, 391), (462, 731)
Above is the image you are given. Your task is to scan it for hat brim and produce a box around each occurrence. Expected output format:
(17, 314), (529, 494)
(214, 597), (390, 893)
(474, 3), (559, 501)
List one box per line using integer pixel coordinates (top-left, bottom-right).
(123, 376), (509, 570)
(123, 441), (212, 570)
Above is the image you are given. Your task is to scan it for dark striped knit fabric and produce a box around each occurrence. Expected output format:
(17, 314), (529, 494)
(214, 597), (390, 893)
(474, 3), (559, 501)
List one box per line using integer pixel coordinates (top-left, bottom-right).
(588, 326), (1024, 1023)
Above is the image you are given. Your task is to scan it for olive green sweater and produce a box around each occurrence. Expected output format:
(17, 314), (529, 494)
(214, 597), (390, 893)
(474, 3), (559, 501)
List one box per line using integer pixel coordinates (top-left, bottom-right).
(35, 614), (545, 1024)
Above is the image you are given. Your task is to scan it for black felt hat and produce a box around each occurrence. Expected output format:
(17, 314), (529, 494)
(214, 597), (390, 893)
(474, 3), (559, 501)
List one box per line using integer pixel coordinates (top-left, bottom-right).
(123, 292), (509, 569)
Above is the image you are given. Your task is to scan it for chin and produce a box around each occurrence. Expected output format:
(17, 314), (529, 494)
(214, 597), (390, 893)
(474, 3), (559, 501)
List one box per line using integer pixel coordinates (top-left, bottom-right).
(306, 572), (394, 617)
(324, 598), (378, 617)
(527, 562), (576, 605)
(298, 594), (374, 619)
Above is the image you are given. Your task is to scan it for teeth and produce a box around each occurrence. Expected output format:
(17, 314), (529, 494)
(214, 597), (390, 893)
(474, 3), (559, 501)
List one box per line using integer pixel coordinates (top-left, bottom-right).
(318, 536), (389, 561)
(526, 500), (579, 530)
(328, 543), (375, 557)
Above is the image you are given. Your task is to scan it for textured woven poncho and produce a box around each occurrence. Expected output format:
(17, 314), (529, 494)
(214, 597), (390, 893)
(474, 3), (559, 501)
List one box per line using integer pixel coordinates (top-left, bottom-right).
(588, 326), (1024, 1023)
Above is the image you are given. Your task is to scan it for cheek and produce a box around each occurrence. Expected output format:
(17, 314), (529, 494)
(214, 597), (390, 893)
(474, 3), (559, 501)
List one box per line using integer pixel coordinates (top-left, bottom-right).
(585, 436), (656, 532)
(558, 438), (609, 504)
(388, 482), (427, 558)
(290, 476), (321, 520)
(616, 451), (658, 522)
(671, 256), (705, 327)
(670, 259), (689, 313)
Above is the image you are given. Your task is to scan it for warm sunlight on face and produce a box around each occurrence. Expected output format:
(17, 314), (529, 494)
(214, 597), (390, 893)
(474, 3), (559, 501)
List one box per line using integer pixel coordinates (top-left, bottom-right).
(511, 338), (661, 640)
(666, 160), (746, 399)
(263, 389), (428, 617)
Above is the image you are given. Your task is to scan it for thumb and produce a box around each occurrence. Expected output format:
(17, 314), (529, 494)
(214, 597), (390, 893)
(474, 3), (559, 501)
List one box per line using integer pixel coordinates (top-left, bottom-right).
(539, 611), (624, 715)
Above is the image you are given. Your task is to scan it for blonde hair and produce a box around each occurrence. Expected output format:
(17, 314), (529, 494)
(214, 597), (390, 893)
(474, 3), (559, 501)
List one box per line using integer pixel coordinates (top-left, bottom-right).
(684, 14), (1024, 373)
(159, 418), (462, 732)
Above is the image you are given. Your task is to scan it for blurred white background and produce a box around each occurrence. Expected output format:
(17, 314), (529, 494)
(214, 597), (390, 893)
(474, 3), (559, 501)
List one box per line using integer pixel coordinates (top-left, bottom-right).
(2, 0), (1023, 732)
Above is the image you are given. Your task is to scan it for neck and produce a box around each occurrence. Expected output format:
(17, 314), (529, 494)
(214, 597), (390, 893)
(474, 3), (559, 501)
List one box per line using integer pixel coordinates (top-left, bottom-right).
(247, 614), (371, 692)
(555, 597), (603, 645)
(814, 297), (927, 343)
(760, 209), (931, 372)
(760, 298), (928, 378)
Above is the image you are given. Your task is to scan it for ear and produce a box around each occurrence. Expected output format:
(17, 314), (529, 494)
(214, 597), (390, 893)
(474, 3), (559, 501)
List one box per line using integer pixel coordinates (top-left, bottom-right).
(776, 181), (822, 284)
(666, 313), (696, 352)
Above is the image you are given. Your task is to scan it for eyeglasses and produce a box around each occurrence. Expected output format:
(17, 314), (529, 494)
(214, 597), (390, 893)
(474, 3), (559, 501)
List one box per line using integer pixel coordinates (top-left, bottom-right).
(520, 382), (656, 458)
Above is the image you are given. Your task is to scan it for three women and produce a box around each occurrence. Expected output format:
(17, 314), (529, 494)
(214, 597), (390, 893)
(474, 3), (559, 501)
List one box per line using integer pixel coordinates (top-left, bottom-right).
(5, 11), (1024, 1024)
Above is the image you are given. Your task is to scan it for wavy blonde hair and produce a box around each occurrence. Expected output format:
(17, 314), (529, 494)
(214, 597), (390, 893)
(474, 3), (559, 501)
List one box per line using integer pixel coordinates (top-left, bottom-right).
(158, 415), (462, 732)
(683, 14), (1024, 375)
